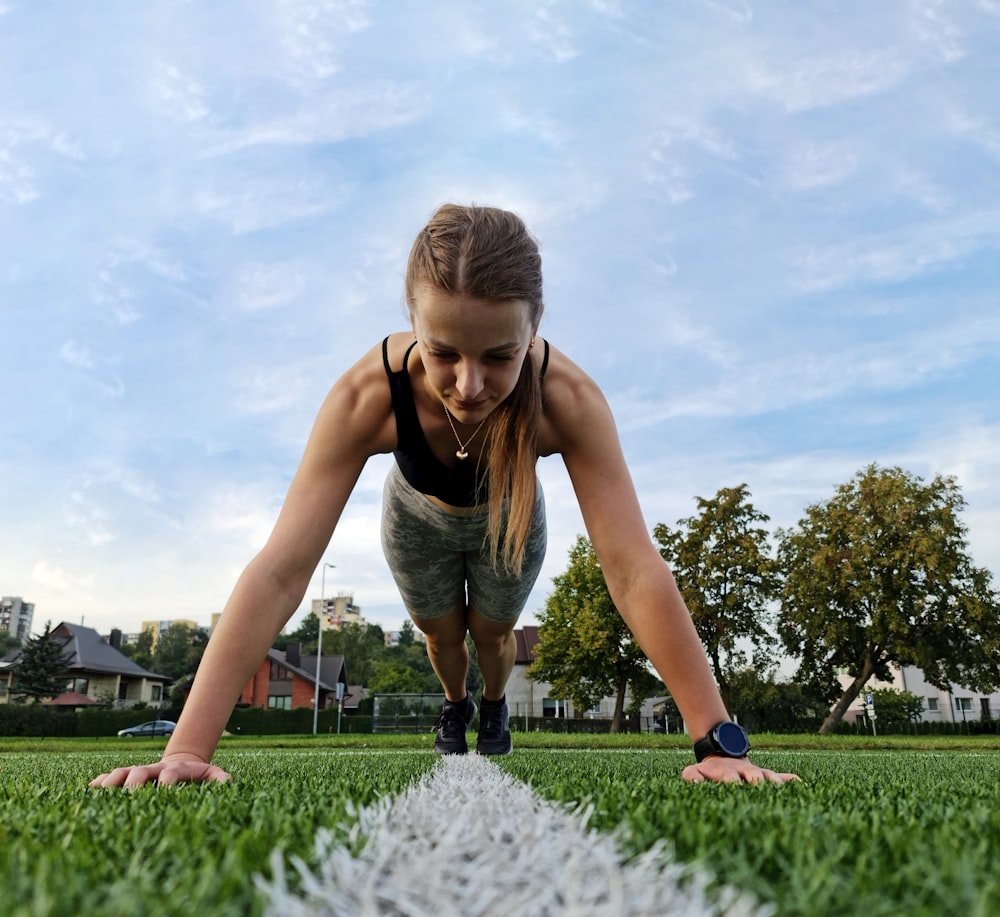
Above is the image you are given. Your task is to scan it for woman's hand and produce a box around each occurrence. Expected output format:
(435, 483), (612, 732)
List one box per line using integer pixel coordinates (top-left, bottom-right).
(682, 755), (800, 785)
(89, 752), (231, 788)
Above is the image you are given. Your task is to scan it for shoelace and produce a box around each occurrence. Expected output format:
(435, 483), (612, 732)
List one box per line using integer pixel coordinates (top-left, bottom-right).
(433, 706), (467, 734)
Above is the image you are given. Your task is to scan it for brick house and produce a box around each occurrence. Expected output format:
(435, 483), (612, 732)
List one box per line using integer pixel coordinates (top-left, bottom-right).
(238, 642), (349, 711)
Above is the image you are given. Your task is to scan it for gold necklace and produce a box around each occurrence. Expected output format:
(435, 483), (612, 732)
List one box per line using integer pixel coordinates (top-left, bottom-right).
(442, 403), (488, 460)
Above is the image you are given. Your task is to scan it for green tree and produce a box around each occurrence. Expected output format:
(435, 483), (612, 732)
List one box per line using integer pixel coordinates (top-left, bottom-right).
(868, 688), (925, 732)
(279, 612), (319, 654)
(725, 667), (826, 733)
(0, 631), (23, 656)
(654, 484), (780, 712)
(322, 622), (386, 687)
(119, 629), (154, 671)
(529, 536), (659, 732)
(397, 620), (416, 647)
(777, 464), (1000, 733)
(153, 623), (207, 681)
(11, 622), (67, 702)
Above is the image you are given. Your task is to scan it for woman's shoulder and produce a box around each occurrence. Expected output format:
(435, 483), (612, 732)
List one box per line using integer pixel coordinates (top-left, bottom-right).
(538, 340), (612, 455)
(311, 334), (408, 456)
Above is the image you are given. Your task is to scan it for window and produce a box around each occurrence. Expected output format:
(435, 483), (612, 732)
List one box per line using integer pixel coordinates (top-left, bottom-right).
(65, 677), (89, 694)
(150, 685), (162, 702)
(981, 698), (993, 720)
(268, 695), (291, 710)
(926, 698), (938, 712)
(542, 698), (566, 719)
(269, 661), (290, 681)
(955, 697), (973, 712)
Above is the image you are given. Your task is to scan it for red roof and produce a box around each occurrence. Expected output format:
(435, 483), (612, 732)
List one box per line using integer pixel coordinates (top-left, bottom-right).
(513, 626), (540, 664)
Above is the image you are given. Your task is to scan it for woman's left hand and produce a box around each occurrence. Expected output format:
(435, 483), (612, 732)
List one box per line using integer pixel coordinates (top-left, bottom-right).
(682, 756), (800, 784)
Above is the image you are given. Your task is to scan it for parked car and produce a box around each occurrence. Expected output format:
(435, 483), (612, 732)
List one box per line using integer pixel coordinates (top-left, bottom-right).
(117, 719), (177, 737)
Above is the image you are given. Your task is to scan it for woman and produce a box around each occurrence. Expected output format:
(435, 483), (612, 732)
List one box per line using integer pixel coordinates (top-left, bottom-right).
(92, 204), (797, 787)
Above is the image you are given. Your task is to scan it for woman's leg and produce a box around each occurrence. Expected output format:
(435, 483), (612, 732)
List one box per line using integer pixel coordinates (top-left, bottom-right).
(410, 605), (470, 702)
(467, 609), (516, 701)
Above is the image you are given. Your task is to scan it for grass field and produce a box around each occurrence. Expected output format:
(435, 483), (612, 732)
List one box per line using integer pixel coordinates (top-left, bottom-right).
(2, 734), (998, 915)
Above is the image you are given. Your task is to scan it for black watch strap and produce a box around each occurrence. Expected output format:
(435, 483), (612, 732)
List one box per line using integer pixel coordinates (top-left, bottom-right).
(693, 720), (750, 762)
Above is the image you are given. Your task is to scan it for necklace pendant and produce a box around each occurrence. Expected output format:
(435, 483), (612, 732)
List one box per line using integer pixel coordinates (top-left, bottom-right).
(456, 448), (469, 460)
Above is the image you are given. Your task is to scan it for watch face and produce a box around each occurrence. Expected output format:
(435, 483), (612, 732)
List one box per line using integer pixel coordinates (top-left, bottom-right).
(716, 721), (750, 756)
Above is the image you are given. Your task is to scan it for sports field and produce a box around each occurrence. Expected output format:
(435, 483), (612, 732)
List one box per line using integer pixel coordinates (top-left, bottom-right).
(1, 734), (998, 915)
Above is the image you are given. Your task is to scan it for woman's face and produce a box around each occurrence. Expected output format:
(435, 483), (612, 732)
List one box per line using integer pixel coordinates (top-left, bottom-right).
(411, 283), (536, 424)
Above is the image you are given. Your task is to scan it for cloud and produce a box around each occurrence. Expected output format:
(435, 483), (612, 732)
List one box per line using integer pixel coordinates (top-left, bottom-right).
(150, 61), (210, 123)
(207, 81), (428, 154)
(785, 140), (859, 190)
(748, 48), (908, 113)
(791, 209), (1000, 292)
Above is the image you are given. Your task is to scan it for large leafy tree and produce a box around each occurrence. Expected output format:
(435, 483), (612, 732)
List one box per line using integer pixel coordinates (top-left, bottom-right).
(653, 484), (780, 711)
(119, 629), (154, 671)
(529, 536), (659, 732)
(777, 464), (1000, 733)
(153, 623), (208, 680)
(11, 622), (67, 702)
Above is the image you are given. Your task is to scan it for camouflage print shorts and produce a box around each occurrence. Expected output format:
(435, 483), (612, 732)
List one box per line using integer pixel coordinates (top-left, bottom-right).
(380, 463), (547, 623)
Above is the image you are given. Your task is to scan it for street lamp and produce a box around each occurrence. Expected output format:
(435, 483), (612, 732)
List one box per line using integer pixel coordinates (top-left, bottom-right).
(313, 562), (336, 735)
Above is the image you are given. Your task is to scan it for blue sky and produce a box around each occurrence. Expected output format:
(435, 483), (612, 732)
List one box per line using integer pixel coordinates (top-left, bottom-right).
(2, 0), (998, 645)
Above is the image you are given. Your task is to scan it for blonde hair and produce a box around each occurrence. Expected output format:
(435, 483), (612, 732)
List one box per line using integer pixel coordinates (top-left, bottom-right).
(405, 204), (544, 575)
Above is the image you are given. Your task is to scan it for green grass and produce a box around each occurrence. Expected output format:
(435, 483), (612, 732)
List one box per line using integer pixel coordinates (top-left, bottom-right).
(1, 737), (998, 915)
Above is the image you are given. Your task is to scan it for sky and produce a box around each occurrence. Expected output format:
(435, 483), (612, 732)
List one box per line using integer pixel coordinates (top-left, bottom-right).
(2, 0), (998, 648)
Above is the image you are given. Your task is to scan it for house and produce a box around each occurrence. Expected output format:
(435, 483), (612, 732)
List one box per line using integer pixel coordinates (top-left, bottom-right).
(839, 664), (1000, 725)
(0, 622), (171, 708)
(238, 642), (350, 711)
(505, 626), (658, 723)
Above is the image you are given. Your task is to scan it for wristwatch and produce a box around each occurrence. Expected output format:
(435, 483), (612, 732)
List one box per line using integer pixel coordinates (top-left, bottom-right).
(693, 721), (751, 763)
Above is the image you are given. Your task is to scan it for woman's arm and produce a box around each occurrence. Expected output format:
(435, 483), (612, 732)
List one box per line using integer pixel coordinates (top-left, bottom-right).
(91, 342), (398, 787)
(545, 350), (797, 784)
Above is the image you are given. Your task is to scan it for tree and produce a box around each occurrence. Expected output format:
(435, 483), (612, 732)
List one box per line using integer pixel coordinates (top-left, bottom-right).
(777, 464), (1000, 733)
(119, 629), (154, 671)
(0, 631), (23, 656)
(397, 620), (416, 647)
(654, 484), (781, 711)
(529, 536), (659, 732)
(11, 622), (67, 703)
(153, 623), (208, 681)
(725, 667), (827, 733)
(868, 688), (925, 732)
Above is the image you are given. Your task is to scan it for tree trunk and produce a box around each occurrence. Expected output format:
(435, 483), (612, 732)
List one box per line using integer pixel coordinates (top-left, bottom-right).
(818, 647), (878, 734)
(610, 679), (627, 733)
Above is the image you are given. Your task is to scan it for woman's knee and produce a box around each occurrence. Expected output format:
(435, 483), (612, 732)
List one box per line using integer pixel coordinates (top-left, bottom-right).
(410, 606), (468, 648)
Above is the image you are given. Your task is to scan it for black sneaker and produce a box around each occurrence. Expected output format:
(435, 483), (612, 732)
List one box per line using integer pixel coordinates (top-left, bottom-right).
(476, 697), (512, 756)
(433, 697), (477, 755)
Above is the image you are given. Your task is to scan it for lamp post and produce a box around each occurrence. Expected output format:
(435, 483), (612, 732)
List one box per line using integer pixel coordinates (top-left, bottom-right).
(313, 562), (336, 736)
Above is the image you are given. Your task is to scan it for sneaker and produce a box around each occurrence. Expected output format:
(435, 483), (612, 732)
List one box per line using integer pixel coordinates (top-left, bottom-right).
(433, 697), (477, 755)
(476, 697), (513, 756)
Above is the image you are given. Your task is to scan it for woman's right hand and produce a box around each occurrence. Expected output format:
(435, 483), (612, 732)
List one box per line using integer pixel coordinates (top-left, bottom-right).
(89, 752), (231, 788)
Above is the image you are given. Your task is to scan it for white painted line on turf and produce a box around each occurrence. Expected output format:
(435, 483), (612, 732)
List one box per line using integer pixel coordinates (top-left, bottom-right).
(256, 755), (768, 917)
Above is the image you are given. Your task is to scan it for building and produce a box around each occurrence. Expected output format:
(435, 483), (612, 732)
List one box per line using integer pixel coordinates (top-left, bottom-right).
(311, 593), (365, 631)
(0, 596), (34, 644)
(840, 664), (1000, 725)
(238, 642), (349, 711)
(0, 621), (170, 707)
(383, 628), (427, 648)
(506, 626), (657, 723)
(141, 618), (206, 650)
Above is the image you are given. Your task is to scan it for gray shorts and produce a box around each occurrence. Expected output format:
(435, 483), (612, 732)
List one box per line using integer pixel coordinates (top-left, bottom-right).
(380, 463), (547, 623)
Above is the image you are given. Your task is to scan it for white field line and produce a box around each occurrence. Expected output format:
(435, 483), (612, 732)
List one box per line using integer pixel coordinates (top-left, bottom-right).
(256, 754), (769, 917)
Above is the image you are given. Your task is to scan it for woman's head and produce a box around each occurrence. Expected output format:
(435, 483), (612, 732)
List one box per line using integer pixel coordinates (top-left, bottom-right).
(405, 204), (545, 577)
(405, 204), (543, 327)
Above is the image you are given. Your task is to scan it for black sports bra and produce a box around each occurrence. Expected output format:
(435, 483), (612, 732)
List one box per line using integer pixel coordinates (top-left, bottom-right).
(382, 336), (549, 507)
